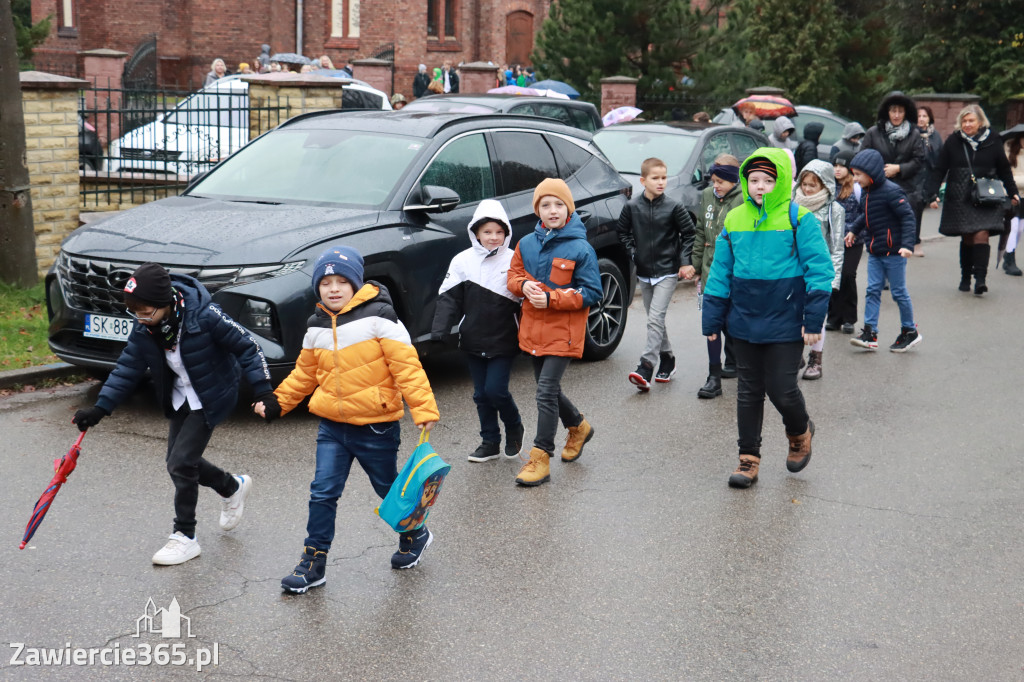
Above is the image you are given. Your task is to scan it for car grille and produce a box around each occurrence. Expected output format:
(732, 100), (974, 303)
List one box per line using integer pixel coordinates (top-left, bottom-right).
(119, 148), (183, 161)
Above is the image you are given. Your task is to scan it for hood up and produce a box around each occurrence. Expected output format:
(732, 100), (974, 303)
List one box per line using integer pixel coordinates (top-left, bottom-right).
(466, 199), (513, 257)
(739, 147), (793, 214)
(774, 115), (796, 135)
(802, 122), (825, 144)
(841, 121), (866, 141)
(850, 148), (887, 186)
(796, 159), (837, 202)
(876, 91), (918, 126)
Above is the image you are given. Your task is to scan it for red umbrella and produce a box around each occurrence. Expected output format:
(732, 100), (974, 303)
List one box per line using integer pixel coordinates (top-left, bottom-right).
(733, 94), (796, 119)
(19, 432), (85, 549)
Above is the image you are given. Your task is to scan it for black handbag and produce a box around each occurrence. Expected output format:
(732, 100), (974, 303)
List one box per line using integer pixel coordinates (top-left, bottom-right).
(963, 143), (1007, 207)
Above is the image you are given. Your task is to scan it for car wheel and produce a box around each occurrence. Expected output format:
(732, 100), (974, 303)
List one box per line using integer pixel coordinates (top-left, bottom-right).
(583, 257), (627, 361)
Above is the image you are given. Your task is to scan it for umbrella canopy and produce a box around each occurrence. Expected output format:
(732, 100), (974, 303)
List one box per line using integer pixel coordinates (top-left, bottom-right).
(1000, 123), (1024, 140)
(602, 106), (643, 127)
(531, 79), (581, 99)
(269, 53), (311, 65)
(733, 94), (796, 119)
(20, 432), (85, 549)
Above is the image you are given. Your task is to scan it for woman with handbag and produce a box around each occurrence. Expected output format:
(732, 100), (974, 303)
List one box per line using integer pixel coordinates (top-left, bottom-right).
(925, 105), (1020, 295)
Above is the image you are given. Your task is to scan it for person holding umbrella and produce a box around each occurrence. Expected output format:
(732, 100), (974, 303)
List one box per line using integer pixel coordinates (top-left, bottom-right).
(998, 124), (1024, 276)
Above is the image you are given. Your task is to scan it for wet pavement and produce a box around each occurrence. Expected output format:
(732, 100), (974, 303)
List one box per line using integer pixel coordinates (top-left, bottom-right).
(1, 212), (1022, 680)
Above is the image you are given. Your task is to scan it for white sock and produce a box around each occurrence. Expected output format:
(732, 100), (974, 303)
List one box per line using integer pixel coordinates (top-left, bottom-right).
(1008, 217), (1021, 253)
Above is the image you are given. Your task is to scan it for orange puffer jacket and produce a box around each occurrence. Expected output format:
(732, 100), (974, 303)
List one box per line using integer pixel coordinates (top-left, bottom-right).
(274, 282), (439, 426)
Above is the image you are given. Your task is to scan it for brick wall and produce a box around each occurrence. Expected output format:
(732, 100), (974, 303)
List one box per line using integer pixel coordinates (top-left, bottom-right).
(915, 94), (982, 140)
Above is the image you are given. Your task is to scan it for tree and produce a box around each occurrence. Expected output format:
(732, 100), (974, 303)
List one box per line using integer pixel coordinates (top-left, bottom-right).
(0, 0), (37, 286)
(12, 0), (50, 69)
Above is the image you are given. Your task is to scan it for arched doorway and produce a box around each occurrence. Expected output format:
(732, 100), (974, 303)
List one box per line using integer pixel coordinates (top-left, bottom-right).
(506, 11), (533, 67)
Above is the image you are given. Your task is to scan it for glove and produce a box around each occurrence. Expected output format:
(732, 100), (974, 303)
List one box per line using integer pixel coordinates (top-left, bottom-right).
(255, 392), (281, 423)
(72, 405), (107, 432)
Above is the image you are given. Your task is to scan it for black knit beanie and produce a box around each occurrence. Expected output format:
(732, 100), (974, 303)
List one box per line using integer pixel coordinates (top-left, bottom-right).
(123, 262), (174, 307)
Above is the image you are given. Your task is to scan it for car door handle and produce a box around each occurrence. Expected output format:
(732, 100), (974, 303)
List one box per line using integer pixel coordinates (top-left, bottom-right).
(577, 209), (592, 222)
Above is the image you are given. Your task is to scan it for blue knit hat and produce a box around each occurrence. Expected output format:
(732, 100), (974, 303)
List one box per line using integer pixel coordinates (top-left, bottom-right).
(312, 245), (364, 298)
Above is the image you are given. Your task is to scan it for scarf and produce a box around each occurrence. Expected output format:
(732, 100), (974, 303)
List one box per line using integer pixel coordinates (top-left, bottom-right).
(794, 185), (830, 213)
(884, 120), (911, 143)
(918, 123), (935, 137)
(148, 289), (184, 351)
(959, 127), (990, 151)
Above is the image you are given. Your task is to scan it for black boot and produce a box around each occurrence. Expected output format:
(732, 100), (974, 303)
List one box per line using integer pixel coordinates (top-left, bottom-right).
(1004, 251), (1023, 276)
(959, 242), (972, 291)
(973, 243), (990, 295)
(698, 365), (723, 399)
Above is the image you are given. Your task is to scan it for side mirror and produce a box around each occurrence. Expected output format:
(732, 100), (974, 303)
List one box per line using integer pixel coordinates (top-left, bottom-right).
(693, 168), (707, 188)
(404, 185), (461, 213)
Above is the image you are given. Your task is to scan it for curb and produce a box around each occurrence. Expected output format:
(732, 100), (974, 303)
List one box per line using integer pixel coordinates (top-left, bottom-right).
(0, 362), (84, 390)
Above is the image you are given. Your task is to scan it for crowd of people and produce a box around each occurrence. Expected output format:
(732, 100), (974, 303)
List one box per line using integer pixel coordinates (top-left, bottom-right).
(203, 45), (357, 87)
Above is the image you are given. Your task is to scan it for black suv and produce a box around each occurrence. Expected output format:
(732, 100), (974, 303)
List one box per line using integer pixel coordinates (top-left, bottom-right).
(402, 94), (603, 132)
(47, 111), (633, 377)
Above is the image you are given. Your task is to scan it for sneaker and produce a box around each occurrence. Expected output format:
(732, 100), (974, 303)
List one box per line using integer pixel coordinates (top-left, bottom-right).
(728, 454), (760, 489)
(561, 416), (594, 462)
(468, 441), (500, 463)
(516, 447), (551, 485)
(841, 323), (855, 334)
(654, 353), (676, 383)
(628, 360), (654, 391)
(281, 546), (327, 593)
(391, 526), (433, 569)
(720, 364), (737, 379)
(219, 474), (252, 531)
(889, 326), (922, 353)
(152, 532), (201, 565)
(850, 326), (878, 350)
(504, 422), (525, 459)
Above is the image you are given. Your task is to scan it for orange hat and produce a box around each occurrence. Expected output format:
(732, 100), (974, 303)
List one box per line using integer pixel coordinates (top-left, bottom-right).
(532, 178), (575, 217)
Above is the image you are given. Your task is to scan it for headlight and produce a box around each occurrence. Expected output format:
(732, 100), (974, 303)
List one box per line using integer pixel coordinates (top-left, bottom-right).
(239, 299), (278, 343)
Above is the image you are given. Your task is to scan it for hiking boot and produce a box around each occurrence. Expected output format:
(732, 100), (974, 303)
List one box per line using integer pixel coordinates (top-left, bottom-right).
(281, 545), (327, 593)
(504, 422), (525, 459)
(850, 326), (877, 350)
(391, 526), (433, 569)
(561, 416), (594, 462)
(468, 441), (501, 463)
(655, 353), (677, 383)
(802, 350), (822, 380)
(515, 447), (551, 486)
(841, 323), (855, 334)
(628, 360), (654, 391)
(1004, 251), (1023, 276)
(697, 374), (722, 399)
(786, 420), (815, 472)
(219, 474), (252, 531)
(889, 326), (922, 353)
(152, 532), (201, 566)
(728, 454), (760, 488)
(721, 364), (737, 379)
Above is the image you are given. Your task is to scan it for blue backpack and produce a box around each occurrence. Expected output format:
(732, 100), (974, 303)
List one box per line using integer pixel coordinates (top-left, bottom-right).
(376, 430), (450, 532)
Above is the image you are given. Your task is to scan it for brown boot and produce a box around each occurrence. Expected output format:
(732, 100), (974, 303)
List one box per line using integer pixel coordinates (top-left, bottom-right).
(802, 350), (822, 380)
(515, 447), (551, 486)
(728, 454), (760, 488)
(560, 416), (594, 462)
(786, 420), (815, 472)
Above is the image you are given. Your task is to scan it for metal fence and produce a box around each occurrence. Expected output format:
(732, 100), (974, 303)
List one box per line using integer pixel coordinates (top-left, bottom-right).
(636, 92), (724, 122)
(78, 85), (291, 207)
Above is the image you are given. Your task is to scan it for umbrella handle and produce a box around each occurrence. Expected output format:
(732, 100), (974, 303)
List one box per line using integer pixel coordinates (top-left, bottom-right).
(73, 431), (86, 449)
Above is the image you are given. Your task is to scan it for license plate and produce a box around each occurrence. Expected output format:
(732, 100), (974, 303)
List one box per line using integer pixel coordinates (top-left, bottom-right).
(84, 314), (133, 342)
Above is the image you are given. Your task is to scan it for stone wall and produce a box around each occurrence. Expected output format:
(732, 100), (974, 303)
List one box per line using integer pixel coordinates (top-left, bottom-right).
(245, 74), (350, 139)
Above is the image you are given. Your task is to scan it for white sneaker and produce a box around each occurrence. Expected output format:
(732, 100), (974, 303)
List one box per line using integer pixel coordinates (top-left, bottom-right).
(152, 532), (201, 565)
(219, 474), (251, 531)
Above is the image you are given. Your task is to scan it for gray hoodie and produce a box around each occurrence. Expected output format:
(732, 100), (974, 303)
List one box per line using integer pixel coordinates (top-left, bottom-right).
(829, 121), (865, 162)
(769, 115), (798, 151)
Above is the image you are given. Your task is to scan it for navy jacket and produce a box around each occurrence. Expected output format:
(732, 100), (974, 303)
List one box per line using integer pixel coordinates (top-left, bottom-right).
(96, 276), (273, 427)
(847, 149), (916, 256)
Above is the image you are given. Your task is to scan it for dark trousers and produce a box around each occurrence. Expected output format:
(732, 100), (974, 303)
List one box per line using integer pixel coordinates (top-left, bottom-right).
(732, 339), (809, 457)
(531, 355), (582, 454)
(166, 408), (238, 538)
(707, 328), (735, 367)
(828, 242), (863, 326)
(465, 353), (522, 443)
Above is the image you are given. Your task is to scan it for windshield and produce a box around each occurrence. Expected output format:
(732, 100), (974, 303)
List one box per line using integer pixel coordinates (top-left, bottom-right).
(403, 100), (497, 114)
(190, 128), (426, 207)
(593, 130), (698, 176)
(164, 92), (249, 128)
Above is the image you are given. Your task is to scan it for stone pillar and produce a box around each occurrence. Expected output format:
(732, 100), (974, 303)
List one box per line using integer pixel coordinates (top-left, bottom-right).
(600, 76), (638, 117)
(19, 72), (89, 277)
(352, 58), (393, 98)
(77, 49), (129, 146)
(244, 73), (353, 141)
(458, 61), (499, 95)
(914, 93), (981, 140)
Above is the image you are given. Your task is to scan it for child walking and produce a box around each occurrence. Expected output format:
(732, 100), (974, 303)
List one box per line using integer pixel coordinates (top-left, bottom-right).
(701, 148), (834, 489)
(845, 148), (923, 352)
(256, 246), (440, 593)
(507, 178), (602, 487)
(691, 154), (744, 399)
(826, 150), (865, 334)
(792, 159), (845, 379)
(616, 157), (696, 390)
(431, 199), (524, 462)
(72, 263), (276, 565)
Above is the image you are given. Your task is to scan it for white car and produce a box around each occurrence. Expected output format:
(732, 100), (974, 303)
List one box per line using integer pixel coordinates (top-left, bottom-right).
(107, 75), (392, 176)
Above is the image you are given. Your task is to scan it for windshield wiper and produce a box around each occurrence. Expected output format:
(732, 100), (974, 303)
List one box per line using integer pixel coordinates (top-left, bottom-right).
(228, 199), (283, 205)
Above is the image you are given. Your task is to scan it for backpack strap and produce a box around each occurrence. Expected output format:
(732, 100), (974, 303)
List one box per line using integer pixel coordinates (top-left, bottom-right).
(789, 202), (799, 256)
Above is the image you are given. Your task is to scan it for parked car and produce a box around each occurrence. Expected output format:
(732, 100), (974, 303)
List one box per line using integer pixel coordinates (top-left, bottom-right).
(47, 111), (634, 378)
(106, 74), (392, 177)
(402, 94), (603, 132)
(713, 104), (853, 161)
(593, 121), (769, 222)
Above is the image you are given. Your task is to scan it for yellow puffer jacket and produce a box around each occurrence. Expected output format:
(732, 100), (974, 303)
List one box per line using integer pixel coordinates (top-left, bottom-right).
(274, 282), (439, 426)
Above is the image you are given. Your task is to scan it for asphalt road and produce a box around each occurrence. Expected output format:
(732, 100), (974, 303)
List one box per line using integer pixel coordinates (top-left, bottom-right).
(1, 212), (1022, 680)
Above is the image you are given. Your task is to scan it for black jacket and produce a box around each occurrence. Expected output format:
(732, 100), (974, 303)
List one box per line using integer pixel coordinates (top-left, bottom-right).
(412, 72), (431, 98)
(794, 122), (824, 174)
(443, 68), (460, 93)
(616, 191), (695, 278)
(848, 149), (916, 256)
(860, 92), (926, 201)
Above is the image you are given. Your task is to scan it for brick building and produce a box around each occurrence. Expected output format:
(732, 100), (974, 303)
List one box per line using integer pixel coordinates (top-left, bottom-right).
(32, 0), (551, 93)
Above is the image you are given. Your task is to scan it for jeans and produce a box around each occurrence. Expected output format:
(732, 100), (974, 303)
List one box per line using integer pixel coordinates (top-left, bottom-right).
(166, 408), (238, 538)
(305, 419), (400, 552)
(638, 277), (676, 366)
(732, 339), (809, 456)
(864, 253), (915, 332)
(465, 353), (521, 443)
(532, 355), (582, 454)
